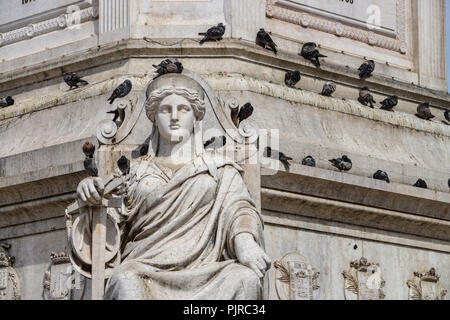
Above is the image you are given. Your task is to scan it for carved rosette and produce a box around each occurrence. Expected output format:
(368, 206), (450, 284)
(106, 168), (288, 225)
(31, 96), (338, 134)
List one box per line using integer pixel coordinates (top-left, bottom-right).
(342, 257), (385, 300)
(407, 268), (447, 300)
(0, 244), (21, 300)
(43, 252), (86, 300)
(274, 252), (320, 300)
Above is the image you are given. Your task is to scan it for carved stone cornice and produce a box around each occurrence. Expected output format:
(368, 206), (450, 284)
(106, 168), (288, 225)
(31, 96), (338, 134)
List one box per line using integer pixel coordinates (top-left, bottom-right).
(266, 0), (408, 54)
(0, 6), (98, 48)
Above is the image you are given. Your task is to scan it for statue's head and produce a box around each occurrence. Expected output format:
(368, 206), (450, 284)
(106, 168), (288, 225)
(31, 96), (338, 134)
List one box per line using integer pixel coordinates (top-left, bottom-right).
(145, 74), (206, 144)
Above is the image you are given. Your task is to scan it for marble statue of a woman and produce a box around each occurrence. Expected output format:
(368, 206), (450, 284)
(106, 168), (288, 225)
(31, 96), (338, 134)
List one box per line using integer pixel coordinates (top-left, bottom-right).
(73, 74), (271, 300)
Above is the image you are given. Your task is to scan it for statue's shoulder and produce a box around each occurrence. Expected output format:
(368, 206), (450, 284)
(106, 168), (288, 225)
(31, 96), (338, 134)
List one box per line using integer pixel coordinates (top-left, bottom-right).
(202, 151), (243, 173)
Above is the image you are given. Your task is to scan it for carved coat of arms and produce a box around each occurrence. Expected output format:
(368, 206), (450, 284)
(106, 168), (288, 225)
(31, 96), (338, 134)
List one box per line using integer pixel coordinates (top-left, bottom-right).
(0, 243), (21, 300)
(407, 268), (447, 300)
(342, 257), (385, 300)
(43, 252), (86, 300)
(274, 252), (320, 300)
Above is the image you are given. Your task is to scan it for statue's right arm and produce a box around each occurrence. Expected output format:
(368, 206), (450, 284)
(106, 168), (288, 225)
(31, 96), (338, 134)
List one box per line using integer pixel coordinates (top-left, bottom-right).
(76, 177), (105, 206)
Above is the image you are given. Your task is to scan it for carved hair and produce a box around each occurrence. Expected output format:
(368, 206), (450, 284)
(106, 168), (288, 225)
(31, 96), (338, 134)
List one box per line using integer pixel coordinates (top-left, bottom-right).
(145, 87), (206, 123)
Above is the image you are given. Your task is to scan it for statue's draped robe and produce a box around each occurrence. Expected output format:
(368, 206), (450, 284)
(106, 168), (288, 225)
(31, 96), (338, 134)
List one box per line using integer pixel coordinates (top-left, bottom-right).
(78, 154), (265, 299)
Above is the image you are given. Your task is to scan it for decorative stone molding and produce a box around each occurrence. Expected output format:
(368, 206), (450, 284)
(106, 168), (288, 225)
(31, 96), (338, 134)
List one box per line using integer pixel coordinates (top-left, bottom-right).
(406, 268), (447, 300)
(342, 257), (385, 300)
(266, 0), (408, 54)
(0, 243), (21, 300)
(274, 252), (320, 300)
(0, 6), (98, 48)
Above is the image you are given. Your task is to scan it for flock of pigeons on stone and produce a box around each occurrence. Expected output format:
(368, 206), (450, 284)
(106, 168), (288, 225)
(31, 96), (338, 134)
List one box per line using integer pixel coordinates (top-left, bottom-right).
(0, 22), (449, 190)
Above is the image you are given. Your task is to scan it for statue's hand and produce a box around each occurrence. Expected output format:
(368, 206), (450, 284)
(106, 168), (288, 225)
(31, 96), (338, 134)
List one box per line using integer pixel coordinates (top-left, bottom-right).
(76, 177), (105, 206)
(234, 233), (271, 278)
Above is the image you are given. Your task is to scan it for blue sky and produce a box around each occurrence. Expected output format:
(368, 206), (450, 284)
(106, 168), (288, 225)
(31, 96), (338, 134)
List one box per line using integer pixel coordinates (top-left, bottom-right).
(447, 0), (450, 92)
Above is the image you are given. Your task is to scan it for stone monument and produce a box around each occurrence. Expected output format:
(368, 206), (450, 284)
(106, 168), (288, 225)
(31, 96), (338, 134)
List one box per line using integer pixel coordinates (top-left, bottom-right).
(0, 0), (448, 300)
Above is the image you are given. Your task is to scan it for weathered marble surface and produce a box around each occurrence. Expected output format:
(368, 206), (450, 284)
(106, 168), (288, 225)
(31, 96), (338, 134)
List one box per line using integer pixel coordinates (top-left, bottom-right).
(0, 0), (448, 300)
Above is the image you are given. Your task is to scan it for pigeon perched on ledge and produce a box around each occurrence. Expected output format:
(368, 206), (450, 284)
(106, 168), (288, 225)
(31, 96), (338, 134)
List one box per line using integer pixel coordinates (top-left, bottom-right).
(108, 80), (132, 104)
(199, 23), (225, 44)
(63, 72), (88, 90)
(117, 156), (130, 175)
(82, 141), (98, 177)
(380, 95), (398, 112)
(256, 29), (277, 55)
(415, 102), (435, 120)
(413, 179), (427, 189)
(358, 87), (376, 108)
(300, 42), (327, 68)
(373, 170), (390, 183)
(285, 70), (301, 88)
(0, 96), (14, 108)
(152, 58), (183, 79)
(359, 60), (375, 79)
(302, 156), (316, 167)
(329, 155), (352, 172)
(264, 147), (293, 170)
(237, 103), (254, 125)
(321, 81), (336, 97)
(443, 110), (450, 126)
(204, 136), (227, 150)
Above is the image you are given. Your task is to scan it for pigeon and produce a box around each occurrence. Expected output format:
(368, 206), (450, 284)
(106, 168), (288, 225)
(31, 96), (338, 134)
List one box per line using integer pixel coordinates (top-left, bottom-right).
(256, 29), (277, 55)
(82, 141), (98, 177)
(237, 103), (254, 124)
(300, 42), (327, 68)
(63, 72), (88, 90)
(415, 102), (435, 120)
(321, 81), (336, 97)
(358, 60), (375, 79)
(82, 141), (95, 158)
(302, 156), (316, 167)
(413, 179), (427, 189)
(284, 70), (301, 88)
(445, 110), (450, 123)
(204, 135), (227, 149)
(358, 87), (376, 108)
(117, 156), (130, 175)
(199, 23), (225, 44)
(0, 96), (14, 108)
(107, 80), (132, 104)
(373, 170), (390, 183)
(380, 95), (398, 112)
(152, 58), (183, 80)
(329, 155), (352, 171)
(264, 147), (293, 170)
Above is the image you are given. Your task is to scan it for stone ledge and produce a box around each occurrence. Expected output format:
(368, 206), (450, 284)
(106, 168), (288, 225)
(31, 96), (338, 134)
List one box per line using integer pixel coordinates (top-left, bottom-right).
(262, 187), (450, 243)
(261, 163), (450, 222)
(1, 73), (449, 139)
(0, 38), (448, 104)
(262, 210), (450, 253)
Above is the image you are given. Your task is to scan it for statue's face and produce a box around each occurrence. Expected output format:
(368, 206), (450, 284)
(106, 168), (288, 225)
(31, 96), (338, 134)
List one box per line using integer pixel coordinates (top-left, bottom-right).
(156, 93), (196, 143)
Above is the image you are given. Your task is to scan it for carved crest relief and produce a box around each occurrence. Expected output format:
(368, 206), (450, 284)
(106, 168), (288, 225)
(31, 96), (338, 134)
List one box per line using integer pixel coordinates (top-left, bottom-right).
(407, 268), (447, 300)
(342, 257), (385, 300)
(43, 252), (86, 300)
(0, 243), (21, 300)
(274, 252), (320, 300)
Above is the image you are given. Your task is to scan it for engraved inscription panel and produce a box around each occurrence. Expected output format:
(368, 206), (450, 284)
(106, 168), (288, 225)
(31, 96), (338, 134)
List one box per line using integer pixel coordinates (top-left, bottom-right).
(1, 0), (89, 29)
(281, 0), (397, 34)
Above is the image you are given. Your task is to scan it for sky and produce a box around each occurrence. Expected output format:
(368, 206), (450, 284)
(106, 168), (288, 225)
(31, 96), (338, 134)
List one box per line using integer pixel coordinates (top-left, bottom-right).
(447, 0), (450, 92)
